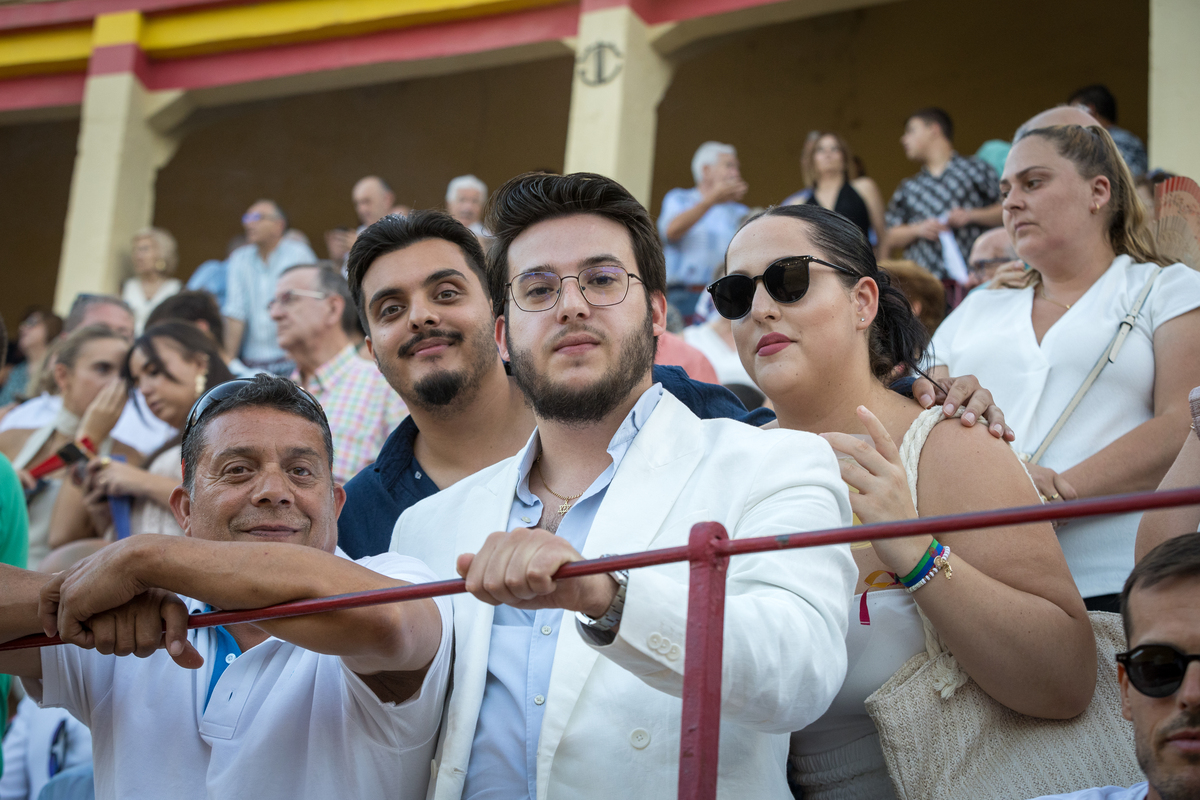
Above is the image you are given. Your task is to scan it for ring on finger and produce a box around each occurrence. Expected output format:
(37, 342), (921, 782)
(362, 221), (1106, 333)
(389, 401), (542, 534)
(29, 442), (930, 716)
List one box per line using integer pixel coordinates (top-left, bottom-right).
(1049, 492), (1061, 501)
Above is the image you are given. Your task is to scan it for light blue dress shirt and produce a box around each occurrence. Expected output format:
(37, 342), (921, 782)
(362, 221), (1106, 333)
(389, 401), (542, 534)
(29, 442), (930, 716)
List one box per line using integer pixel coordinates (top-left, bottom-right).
(462, 385), (664, 800)
(221, 238), (317, 364)
(657, 187), (748, 286)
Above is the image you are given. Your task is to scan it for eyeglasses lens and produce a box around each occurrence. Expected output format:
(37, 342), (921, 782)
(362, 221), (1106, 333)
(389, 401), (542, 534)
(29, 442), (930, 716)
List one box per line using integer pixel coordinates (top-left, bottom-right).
(1123, 645), (1191, 697)
(512, 267), (629, 312)
(708, 258), (812, 320)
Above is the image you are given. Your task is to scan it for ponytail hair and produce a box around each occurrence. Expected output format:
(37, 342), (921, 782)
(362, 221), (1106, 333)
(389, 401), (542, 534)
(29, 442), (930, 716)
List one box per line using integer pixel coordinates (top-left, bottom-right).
(1016, 124), (1169, 267)
(742, 204), (930, 381)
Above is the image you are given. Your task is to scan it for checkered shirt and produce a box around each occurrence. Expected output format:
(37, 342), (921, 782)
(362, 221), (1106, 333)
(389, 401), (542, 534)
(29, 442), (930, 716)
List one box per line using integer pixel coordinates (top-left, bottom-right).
(885, 154), (1000, 279)
(292, 345), (407, 485)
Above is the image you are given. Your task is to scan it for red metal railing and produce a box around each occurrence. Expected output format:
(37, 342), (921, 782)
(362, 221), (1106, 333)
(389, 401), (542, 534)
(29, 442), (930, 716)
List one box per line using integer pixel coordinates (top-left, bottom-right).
(5, 486), (1200, 798)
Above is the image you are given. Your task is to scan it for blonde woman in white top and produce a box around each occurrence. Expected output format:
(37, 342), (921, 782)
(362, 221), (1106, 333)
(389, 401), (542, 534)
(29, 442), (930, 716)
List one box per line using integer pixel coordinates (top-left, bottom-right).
(122, 227), (182, 334)
(714, 202), (1093, 799)
(931, 125), (1200, 609)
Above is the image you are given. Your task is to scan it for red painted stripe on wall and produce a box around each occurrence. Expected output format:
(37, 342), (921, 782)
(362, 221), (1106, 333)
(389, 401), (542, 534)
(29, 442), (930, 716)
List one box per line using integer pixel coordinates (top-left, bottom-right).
(144, 2), (579, 91)
(0, 71), (85, 111)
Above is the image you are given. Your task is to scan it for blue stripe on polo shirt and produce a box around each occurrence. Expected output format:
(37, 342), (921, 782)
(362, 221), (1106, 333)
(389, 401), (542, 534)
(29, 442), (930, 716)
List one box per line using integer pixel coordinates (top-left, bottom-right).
(203, 606), (242, 712)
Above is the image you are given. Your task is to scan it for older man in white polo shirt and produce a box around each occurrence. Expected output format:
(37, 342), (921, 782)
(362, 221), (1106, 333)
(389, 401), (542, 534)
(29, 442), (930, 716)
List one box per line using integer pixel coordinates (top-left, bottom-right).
(0, 374), (450, 800)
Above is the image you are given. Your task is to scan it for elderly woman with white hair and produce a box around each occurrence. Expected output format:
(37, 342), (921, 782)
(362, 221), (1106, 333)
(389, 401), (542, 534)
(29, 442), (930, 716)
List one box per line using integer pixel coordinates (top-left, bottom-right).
(658, 140), (750, 320)
(122, 226), (182, 334)
(446, 174), (489, 240)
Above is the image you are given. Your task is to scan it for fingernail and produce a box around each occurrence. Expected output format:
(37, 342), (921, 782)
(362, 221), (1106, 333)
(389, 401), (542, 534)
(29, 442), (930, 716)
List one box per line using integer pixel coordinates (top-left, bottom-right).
(943, 403), (955, 415)
(920, 394), (933, 408)
(963, 412), (975, 424)
(992, 424), (1003, 434)
(168, 641), (182, 655)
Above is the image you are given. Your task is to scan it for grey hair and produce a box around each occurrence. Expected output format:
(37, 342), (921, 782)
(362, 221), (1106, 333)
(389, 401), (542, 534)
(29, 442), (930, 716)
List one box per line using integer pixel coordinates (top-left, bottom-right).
(131, 226), (179, 274)
(691, 141), (736, 185)
(446, 174), (488, 204)
(280, 261), (359, 337)
(65, 294), (134, 333)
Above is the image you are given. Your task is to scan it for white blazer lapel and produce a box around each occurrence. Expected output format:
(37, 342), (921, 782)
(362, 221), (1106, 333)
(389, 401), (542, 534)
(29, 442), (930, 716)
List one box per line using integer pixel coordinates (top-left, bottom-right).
(534, 394), (706, 788)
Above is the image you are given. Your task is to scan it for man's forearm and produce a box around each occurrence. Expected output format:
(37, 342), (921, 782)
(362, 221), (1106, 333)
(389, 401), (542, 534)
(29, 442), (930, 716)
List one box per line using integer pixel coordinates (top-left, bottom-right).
(130, 536), (439, 671)
(222, 317), (245, 359)
(0, 565), (48, 642)
(882, 223), (918, 254)
(970, 203), (1003, 228)
(664, 198), (713, 243)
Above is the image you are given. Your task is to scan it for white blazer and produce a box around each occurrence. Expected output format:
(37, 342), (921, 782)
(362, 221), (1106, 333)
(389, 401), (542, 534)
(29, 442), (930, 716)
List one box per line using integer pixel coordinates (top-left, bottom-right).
(391, 391), (857, 800)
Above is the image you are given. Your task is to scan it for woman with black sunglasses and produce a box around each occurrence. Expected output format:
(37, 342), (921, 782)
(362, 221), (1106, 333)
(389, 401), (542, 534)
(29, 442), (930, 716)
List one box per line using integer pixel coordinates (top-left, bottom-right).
(715, 203), (1096, 799)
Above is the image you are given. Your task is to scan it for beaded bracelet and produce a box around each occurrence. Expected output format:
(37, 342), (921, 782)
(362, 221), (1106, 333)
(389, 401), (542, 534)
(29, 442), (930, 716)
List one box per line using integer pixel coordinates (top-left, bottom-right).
(902, 541), (953, 594)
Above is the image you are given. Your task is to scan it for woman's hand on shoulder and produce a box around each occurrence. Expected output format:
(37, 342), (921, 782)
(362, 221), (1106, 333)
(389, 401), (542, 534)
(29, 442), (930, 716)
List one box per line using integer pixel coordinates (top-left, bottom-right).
(821, 406), (931, 576)
(910, 373), (1015, 442)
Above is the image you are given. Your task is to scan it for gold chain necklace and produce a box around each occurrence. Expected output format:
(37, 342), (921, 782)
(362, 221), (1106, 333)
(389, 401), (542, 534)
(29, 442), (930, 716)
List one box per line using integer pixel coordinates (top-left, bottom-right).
(1040, 285), (1072, 310)
(535, 456), (584, 515)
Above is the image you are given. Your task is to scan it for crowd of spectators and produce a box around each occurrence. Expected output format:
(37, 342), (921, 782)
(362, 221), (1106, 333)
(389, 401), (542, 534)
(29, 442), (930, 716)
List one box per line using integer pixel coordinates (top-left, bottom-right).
(0, 82), (1197, 800)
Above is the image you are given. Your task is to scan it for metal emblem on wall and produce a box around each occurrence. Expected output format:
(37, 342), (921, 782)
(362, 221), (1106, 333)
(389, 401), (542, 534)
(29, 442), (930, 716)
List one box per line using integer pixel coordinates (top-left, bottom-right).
(577, 42), (624, 86)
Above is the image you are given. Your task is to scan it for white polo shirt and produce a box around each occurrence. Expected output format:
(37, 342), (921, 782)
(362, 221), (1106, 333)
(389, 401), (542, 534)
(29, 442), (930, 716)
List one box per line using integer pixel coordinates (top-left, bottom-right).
(35, 552), (452, 800)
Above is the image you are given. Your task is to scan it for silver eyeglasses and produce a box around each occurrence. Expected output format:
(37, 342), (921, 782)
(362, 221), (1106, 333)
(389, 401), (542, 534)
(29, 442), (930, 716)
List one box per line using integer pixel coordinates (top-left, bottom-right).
(267, 288), (328, 312)
(507, 266), (644, 313)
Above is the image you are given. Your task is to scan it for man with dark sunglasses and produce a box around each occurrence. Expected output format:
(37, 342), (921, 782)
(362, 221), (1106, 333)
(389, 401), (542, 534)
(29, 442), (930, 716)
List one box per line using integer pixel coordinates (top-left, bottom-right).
(1030, 532), (1200, 800)
(0, 375), (451, 800)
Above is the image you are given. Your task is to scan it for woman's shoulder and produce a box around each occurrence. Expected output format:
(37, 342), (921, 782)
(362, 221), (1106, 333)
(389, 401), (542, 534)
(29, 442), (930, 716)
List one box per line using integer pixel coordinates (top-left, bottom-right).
(914, 412), (1039, 510)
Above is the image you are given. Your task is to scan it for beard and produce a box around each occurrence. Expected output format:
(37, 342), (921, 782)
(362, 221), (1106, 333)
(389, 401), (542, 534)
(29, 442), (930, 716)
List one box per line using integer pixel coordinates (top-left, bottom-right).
(507, 307), (656, 426)
(1139, 710), (1200, 800)
(380, 324), (497, 412)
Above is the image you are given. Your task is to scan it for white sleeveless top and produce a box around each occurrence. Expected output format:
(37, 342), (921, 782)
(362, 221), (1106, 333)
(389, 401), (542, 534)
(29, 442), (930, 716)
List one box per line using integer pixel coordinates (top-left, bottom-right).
(789, 407), (956, 800)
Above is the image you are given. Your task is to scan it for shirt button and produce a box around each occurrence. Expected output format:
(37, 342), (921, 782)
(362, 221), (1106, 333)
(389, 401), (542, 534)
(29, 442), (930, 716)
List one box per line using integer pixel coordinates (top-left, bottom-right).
(541, 625), (552, 635)
(415, 471), (422, 479)
(648, 633), (662, 650)
(522, 516), (532, 524)
(225, 654), (236, 664)
(630, 728), (651, 749)
(534, 694), (545, 706)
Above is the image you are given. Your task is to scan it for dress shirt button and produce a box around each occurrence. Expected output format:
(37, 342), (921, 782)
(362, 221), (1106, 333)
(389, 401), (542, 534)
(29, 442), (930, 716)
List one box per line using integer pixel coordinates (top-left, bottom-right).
(648, 632), (662, 650)
(667, 644), (681, 662)
(630, 728), (651, 749)
(534, 694), (545, 706)
(541, 625), (552, 635)
(225, 654), (236, 664)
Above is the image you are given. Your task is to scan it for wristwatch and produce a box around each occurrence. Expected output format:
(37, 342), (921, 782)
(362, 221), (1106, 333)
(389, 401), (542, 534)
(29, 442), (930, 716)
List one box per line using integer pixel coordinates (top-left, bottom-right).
(575, 560), (629, 634)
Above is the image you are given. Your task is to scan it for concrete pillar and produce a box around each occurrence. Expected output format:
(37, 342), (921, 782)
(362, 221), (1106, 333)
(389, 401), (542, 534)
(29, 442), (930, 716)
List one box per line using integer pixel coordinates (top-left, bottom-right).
(1148, 0), (1200, 180)
(562, 2), (674, 208)
(54, 11), (181, 315)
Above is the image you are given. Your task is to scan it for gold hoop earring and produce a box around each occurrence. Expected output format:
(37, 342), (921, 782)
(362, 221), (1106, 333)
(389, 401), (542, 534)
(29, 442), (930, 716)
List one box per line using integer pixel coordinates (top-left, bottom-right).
(195, 372), (207, 396)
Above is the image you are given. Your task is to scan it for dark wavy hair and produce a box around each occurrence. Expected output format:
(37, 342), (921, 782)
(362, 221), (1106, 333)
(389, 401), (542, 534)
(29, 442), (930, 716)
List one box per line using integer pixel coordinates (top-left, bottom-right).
(737, 204), (931, 381)
(483, 172), (667, 319)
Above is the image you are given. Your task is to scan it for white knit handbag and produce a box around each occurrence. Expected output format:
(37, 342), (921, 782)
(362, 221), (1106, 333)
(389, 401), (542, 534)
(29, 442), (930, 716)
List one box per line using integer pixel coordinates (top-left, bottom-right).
(864, 611), (1141, 800)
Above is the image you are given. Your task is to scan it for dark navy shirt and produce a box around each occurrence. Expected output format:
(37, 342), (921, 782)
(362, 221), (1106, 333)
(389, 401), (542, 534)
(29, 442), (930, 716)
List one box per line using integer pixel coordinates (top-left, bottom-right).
(336, 365), (775, 559)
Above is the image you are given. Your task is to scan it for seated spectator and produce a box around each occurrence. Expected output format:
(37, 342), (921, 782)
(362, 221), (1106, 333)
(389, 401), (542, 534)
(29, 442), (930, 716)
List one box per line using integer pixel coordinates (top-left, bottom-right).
(0, 694), (93, 800)
(0, 313), (28, 764)
(0, 307), (62, 409)
(146, 289), (257, 376)
(270, 262), (406, 485)
(122, 227), (181, 334)
(446, 174), (489, 243)
(882, 108), (1001, 282)
(931, 124), (1200, 610)
(1029, 533), (1200, 800)
(878, 258), (946, 333)
(975, 138), (1011, 178)
(965, 226), (1023, 289)
(328, 176), (397, 262)
(222, 199), (317, 375)
(784, 131), (886, 253)
(0, 374), (451, 800)
(658, 141), (749, 319)
(682, 311), (755, 386)
(0, 325), (140, 567)
(652, 330), (719, 383)
(48, 321), (236, 546)
(1069, 84), (1148, 177)
(716, 203), (1094, 796)
(0, 296), (174, 456)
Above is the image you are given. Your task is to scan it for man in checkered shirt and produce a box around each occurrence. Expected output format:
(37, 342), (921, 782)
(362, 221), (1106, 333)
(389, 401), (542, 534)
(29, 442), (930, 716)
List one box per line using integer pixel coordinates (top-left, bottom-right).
(882, 108), (1001, 280)
(271, 262), (407, 485)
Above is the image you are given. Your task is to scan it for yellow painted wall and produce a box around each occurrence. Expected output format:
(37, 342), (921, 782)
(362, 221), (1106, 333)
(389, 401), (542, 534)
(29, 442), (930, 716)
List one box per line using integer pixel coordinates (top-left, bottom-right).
(651, 0), (1150, 218)
(152, 55), (574, 274)
(0, 119), (78, 335)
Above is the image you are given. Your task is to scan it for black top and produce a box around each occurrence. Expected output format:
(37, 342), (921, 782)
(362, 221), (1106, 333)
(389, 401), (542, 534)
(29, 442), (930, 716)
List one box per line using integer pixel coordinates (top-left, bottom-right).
(335, 365), (777, 559)
(807, 181), (872, 239)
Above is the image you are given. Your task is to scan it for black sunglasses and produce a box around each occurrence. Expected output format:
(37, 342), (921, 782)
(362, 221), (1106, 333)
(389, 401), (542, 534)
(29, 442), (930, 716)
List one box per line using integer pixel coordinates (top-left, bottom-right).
(1116, 644), (1200, 698)
(181, 378), (326, 446)
(707, 255), (858, 320)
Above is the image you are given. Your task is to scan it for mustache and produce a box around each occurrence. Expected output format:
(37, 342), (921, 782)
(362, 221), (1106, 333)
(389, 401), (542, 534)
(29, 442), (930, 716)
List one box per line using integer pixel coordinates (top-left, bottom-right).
(548, 324), (608, 349)
(1158, 710), (1200, 743)
(399, 328), (465, 357)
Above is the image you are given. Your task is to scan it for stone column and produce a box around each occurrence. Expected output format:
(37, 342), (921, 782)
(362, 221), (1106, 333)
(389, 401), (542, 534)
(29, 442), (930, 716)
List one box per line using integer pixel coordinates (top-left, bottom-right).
(54, 11), (182, 314)
(562, 2), (674, 208)
(1149, 0), (1200, 180)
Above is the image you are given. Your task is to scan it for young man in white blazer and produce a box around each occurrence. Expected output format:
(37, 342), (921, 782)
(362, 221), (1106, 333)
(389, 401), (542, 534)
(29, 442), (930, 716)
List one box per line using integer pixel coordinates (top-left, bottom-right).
(390, 172), (858, 799)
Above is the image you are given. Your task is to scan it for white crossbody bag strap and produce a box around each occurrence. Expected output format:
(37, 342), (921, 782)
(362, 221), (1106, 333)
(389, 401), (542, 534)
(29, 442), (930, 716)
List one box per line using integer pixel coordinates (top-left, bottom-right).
(1028, 267), (1162, 466)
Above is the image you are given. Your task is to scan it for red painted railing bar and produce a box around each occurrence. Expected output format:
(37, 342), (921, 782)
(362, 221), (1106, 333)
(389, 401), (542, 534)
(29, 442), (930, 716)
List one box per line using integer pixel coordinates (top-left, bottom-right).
(678, 522), (730, 800)
(4, 486), (1197, 654)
